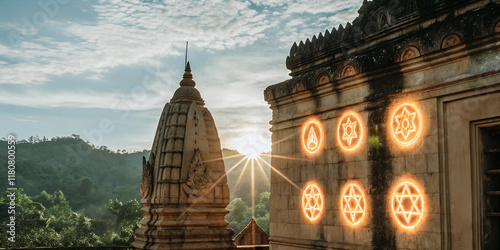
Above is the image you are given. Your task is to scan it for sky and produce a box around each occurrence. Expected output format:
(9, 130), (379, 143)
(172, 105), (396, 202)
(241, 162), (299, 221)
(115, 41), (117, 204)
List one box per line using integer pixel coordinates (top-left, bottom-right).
(0, 0), (362, 153)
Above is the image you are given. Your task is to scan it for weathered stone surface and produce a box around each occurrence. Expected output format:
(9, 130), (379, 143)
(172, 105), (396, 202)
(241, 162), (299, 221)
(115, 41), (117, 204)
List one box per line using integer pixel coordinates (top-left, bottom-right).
(264, 0), (500, 249)
(133, 63), (236, 249)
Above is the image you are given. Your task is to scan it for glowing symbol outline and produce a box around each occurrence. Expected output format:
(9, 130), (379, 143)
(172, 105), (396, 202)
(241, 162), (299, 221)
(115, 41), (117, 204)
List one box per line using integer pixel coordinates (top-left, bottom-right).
(341, 183), (366, 226)
(337, 112), (363, 151)
(307, 127), (318, 149)
(395, 107), (416, 140)
(302, 183), (324, 221)
(391, 181), (424, 229)
(390, 103), (421, 146)
(302, 119), (323, 154)
(342, 118), (357, 145)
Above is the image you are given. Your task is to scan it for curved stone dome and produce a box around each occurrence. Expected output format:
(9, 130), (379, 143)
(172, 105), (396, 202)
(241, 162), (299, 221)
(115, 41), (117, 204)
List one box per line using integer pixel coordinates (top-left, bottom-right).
(171, 85), (203, 103)
(170, 62), (204, 105)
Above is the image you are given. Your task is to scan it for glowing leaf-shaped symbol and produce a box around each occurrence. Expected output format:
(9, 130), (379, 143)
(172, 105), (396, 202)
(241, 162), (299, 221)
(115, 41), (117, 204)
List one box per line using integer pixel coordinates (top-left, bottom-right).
(307, 127), (318, 150)
(302, 119), (323, 154)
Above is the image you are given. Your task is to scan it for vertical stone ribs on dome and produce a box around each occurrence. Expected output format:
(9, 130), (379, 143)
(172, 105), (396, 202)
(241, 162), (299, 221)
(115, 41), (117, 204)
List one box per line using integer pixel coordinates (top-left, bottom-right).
(132, 62), (236, 249)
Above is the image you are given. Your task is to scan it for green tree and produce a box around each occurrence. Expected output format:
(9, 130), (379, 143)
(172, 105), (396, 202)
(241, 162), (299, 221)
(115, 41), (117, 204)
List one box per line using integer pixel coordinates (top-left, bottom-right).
(0, 189), (60, 248)
(254, 192), (270, 233)
(104, 199), (142, 245)
(60, 213), (102, 246)
(225, 198), (252, 235)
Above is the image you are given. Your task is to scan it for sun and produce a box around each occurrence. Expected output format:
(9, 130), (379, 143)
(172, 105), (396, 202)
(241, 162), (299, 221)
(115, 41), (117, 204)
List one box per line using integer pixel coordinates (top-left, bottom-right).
(235, 131), (270, 159)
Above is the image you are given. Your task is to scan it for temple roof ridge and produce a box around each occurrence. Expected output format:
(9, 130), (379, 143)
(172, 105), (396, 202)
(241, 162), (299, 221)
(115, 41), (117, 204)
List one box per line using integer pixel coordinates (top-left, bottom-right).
(285, 0), (472, 71)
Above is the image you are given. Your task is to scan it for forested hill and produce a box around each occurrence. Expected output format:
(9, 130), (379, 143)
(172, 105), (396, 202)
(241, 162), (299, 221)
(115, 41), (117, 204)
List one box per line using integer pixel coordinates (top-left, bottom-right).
(0, 136), (148, 217)
(0, 136), (271, 218)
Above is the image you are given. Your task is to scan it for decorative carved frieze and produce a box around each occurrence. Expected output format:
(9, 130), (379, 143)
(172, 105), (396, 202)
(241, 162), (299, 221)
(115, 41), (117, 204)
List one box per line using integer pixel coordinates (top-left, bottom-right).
(140, 153), (155, 199)
(441, 34), (461, 49)
(400, 46), (420, 62)
(182, 149), (212, 197)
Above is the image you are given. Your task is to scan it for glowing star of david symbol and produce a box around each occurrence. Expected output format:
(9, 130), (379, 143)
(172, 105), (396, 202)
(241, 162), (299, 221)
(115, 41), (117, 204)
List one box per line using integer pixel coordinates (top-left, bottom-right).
(391, 103), (421, 146)
(342, 118), (357, 145)
(337, 112), (363, 151)
(302, 119), (323, 154)
(395, 108), (416, 140)
(392, 181), (424, 229)
(302, 183), (324, 221)
(341, 184), (366, 225)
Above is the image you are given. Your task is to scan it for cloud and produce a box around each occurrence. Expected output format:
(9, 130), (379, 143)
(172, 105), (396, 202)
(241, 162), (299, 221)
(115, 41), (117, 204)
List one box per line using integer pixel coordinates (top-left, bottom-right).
(0, 0), (275, 85)
(0, 0), (364, 151)
(8, 115), (39, 122)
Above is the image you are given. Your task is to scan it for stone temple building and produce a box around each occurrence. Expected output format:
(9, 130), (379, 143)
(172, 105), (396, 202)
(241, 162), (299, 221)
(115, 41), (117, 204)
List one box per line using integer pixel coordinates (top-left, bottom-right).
(132, 62), (236, 249)
(264, 0), (500, 249)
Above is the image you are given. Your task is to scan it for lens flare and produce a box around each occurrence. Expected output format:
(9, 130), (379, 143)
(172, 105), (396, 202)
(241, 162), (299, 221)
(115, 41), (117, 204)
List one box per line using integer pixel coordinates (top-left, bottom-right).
(235, 131), (269, 159)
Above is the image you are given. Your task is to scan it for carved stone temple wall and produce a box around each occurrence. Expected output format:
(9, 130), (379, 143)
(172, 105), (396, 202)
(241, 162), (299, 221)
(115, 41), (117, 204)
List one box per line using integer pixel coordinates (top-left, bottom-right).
(264, 0), (500, 249)
(132, 62), (236, 249)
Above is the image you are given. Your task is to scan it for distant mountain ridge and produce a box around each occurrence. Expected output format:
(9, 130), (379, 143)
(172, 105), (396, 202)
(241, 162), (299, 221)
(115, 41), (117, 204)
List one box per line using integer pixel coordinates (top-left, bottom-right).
(0, 136), (270, 217)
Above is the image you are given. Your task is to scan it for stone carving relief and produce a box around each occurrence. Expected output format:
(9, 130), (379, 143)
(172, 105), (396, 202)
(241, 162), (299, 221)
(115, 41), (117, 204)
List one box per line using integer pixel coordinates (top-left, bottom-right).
(140, 153), (155, 199)
(441, 34), (461, 49)
(265, 89), (274, 100)
(276, 85), (288, 98)
(292, 81), (306, 93)
(318, 75), (330, 85)
(400, 46), (421, 62)
(341, 65), (356, 78)
(182, 149), (211, 197)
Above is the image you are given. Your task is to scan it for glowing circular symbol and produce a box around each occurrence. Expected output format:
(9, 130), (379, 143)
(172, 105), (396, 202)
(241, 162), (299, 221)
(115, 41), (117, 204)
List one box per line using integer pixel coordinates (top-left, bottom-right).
(302, 119), (323, 154)
(302, 183), (324, 221)
(390, 103), (421, 145)
(337, 112), (363, 151)
(341, 183), (366, 225)
(391, 181), (424, 229)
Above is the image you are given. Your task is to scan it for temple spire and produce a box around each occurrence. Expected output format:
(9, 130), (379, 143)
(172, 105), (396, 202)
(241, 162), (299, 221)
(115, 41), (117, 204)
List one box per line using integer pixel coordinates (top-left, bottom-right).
(133, 58), (235, 249)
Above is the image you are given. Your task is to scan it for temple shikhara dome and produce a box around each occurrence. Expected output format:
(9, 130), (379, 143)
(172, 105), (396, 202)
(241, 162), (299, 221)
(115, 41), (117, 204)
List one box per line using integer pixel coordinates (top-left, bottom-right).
(132, 62), (236, 249)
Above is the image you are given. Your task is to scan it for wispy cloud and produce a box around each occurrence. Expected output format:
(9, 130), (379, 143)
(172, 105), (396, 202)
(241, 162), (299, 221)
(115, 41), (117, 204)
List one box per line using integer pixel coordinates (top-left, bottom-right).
(8, 115), (39, 122)
(0, 0), (363, 150)
(0, 0), (275, 85)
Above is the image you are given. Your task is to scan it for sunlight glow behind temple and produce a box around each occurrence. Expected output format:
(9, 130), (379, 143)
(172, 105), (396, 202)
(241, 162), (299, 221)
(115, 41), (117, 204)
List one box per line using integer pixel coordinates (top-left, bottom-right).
(235, 131), (270, 159)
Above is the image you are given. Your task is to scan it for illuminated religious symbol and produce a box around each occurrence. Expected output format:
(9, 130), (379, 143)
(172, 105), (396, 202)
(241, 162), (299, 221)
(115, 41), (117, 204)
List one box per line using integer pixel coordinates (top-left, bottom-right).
(307, 127), (318, 149)
(391, 103), (421, 145)
(391, 181), (424, 229)
(342, 118), (357, 145)
(302, 119), (323, 154)
(395, 107), (416, 140)
(337, 112), (363, 151)
(302, 183), (324, 221)
(341, 183), (366, 225)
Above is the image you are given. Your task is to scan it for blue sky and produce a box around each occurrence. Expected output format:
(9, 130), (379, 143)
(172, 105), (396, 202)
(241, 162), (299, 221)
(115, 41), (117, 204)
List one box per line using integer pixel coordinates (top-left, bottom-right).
(0, 0), (362, 153)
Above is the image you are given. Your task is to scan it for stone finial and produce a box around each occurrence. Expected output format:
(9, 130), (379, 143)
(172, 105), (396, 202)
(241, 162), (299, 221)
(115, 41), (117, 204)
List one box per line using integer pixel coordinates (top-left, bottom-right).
(170, 62), (204, 105)
(180, 61), (196, 87)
